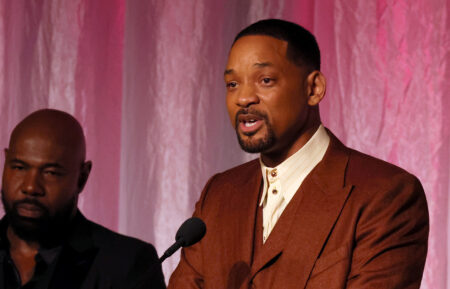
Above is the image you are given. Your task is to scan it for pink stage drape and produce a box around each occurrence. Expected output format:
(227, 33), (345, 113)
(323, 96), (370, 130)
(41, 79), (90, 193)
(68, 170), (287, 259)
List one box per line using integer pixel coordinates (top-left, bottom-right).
(0, 0), (448, 287)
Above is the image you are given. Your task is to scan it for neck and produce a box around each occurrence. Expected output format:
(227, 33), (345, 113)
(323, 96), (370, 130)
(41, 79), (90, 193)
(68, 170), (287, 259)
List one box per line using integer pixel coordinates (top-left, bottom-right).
(7, 226), (40, 255)
(7, 226), (40, 286)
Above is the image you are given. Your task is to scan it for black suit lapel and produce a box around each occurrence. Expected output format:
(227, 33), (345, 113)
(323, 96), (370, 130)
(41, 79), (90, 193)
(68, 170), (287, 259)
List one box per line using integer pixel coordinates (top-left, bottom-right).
(48, 212), (99, 289)
(0, 251), (7, 288)
(48, 246), (98, 289)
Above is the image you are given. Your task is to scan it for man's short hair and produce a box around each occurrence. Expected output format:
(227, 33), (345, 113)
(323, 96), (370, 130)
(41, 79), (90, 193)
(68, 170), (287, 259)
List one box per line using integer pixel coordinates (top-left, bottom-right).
(234, 19), (321, 72)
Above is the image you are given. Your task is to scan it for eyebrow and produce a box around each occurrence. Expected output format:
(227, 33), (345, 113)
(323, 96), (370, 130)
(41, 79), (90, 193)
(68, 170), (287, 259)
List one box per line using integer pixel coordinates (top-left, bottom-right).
(224, 69), (234, 76)
(253, 62), (273, 68)
(8, 158), (27, 165)
(8, 158), (65, 169)
(42, 163), (65, 169)
(224, 62), (274, 76)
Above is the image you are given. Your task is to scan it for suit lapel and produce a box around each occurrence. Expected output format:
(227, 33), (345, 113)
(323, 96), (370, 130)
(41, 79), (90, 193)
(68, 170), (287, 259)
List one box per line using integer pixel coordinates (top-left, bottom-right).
(237, 176), (262, 266)
(49, 213), (99, 289)
(250, 132), (353, 289)
(249, 181), (304, 278)
(49, 246), (98, 289)
(0, 251), (6, 288)
(223, 160), (262, 288)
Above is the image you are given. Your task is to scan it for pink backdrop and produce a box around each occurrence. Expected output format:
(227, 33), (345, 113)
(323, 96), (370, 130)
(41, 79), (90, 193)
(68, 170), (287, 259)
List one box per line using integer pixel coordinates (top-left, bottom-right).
(0, 0), (448, 287)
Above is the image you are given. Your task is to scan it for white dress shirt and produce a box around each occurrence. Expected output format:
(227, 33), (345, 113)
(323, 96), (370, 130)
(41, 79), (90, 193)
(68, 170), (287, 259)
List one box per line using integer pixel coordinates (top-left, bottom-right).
(259, 125), (330, 243)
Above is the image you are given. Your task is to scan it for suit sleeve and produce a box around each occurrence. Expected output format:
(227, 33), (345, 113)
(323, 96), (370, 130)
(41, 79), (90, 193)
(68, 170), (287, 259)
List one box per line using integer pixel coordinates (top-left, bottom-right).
(167, 175), (218, 289)
(346, 174), (429, 289)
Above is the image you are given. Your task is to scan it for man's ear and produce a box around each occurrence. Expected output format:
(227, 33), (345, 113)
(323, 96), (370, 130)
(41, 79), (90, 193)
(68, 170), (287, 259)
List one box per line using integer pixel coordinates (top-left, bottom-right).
(306, 70), (326, 106)
(77, 161), (92, 193)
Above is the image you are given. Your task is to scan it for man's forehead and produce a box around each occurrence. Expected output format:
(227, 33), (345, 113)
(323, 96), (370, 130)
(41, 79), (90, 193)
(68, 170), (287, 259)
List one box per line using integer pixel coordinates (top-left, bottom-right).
(231, 35), (288, 55)
(11, 130), (65, 148)
(226, 35), (290, 69)
(7, 134), (79, 165)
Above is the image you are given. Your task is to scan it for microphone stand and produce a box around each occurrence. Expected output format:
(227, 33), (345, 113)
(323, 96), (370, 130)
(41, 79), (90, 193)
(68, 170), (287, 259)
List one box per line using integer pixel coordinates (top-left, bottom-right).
(159, 239), (184, 263)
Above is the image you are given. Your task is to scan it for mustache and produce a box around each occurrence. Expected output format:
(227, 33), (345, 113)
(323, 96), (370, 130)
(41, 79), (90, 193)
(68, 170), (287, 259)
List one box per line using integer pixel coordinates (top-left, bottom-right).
(235, 108), (269, 128)
(13, 198), (47, 212)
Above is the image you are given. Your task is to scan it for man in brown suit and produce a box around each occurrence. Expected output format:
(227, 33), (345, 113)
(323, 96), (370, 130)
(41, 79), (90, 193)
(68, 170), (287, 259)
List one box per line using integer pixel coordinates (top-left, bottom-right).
(168, 19), (428, 289)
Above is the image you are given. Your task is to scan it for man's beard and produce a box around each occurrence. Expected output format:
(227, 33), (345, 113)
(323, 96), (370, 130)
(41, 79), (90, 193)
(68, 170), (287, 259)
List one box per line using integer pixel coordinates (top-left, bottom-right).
(235, 109), (276, 153)
(1, 192), (76, 244)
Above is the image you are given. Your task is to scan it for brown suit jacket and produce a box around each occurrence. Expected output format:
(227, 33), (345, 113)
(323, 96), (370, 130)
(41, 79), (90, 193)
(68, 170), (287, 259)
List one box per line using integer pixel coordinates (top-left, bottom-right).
(168, 132), (429, 289)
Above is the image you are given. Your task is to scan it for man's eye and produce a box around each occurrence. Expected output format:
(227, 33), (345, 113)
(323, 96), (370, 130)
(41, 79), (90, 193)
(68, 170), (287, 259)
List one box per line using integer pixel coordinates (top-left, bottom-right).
(11, 164), (25, 170)
(44, 170), (62, 177)
(226, 81), (238, 88)
(262, 78), (274, 84)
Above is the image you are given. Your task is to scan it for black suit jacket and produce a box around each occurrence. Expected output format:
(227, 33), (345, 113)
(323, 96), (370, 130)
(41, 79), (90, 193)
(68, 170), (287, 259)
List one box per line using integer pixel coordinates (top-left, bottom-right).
(0, 212), (166, 289)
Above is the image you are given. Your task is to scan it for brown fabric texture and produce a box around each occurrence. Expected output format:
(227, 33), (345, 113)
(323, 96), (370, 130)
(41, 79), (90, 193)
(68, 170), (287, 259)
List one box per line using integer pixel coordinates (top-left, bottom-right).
(168, 131), (429, 289)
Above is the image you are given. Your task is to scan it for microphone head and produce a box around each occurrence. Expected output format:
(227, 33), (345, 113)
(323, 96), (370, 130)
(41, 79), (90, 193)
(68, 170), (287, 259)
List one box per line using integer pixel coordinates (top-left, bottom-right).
(175, 217), (206, 247)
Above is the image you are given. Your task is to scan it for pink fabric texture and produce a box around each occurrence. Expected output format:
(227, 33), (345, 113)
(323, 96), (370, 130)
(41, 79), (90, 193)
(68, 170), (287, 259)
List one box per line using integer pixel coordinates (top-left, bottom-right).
(0, 0), (448, 287)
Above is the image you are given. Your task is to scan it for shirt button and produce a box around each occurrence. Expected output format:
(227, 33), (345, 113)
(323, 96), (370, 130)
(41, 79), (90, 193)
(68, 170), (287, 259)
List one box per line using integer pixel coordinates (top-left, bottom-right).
(272, 189), (278, 194)
(271, 170), (277, 177)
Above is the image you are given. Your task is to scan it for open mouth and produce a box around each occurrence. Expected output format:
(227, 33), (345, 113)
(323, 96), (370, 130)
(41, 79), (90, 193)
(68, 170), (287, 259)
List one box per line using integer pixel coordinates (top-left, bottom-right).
(243, 119), (259, 127)
(237, 113), (264, 134)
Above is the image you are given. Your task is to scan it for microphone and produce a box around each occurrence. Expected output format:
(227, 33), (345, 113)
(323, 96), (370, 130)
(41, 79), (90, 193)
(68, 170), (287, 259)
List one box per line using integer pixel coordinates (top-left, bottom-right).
(159, 217), (206, 263)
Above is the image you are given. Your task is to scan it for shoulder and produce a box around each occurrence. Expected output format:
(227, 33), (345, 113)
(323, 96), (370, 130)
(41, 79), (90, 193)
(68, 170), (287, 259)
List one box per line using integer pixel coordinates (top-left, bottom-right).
(193, 158), (260, 215)
(84, 220), (159, 272)
(323, 130), (427, 215)
(341, 148), (428, 223)
(346, 148), (422, 191)
(199, 158), (260, 195)
(324, 129), (422, 194)
(212, 158), (260, 183)
(87, 220), (158, 257)
(324, 130), (424, 201)
(80, 220), (164, 288)
(207, 159), (261, 186)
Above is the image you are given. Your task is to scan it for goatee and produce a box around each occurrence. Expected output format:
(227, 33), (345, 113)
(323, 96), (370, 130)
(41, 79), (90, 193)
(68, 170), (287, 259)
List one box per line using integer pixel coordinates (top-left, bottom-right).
(1, 192), (75, 244)
(235, 109), (276, 153)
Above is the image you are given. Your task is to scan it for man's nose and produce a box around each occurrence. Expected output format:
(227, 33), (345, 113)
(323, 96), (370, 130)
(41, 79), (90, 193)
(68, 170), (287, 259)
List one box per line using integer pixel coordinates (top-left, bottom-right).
(236, 84), (259, 108)
(22, 170), (44, 196)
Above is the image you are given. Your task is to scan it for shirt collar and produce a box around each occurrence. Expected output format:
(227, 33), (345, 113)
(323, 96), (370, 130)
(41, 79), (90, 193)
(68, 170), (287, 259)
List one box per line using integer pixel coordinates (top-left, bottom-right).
(259, 124), (330, 206)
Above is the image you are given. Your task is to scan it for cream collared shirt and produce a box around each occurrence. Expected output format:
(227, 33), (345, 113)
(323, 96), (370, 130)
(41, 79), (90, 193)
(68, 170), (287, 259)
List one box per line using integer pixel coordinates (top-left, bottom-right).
(259, 125), (330, 243)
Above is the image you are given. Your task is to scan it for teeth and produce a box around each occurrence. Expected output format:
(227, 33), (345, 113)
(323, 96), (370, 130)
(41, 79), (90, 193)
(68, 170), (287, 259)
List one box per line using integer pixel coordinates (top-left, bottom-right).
(244, 121), (257, 127)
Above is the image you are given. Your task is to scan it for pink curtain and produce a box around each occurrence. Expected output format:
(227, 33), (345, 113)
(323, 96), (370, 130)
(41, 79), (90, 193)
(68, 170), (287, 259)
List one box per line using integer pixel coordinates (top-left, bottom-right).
(0, 0), (448, 287)
(0, 0), (124, 229)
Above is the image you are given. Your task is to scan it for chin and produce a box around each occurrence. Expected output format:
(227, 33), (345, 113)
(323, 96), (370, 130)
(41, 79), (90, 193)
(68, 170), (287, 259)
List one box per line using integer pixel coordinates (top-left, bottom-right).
(237, 133), (276, 154)
(8, 214), (51, 241)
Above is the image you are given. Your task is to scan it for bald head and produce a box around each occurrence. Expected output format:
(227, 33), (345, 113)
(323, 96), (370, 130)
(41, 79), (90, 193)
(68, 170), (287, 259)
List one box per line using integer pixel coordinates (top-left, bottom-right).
(9, 109), (87, 164)
(1, 109), (92, 242)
